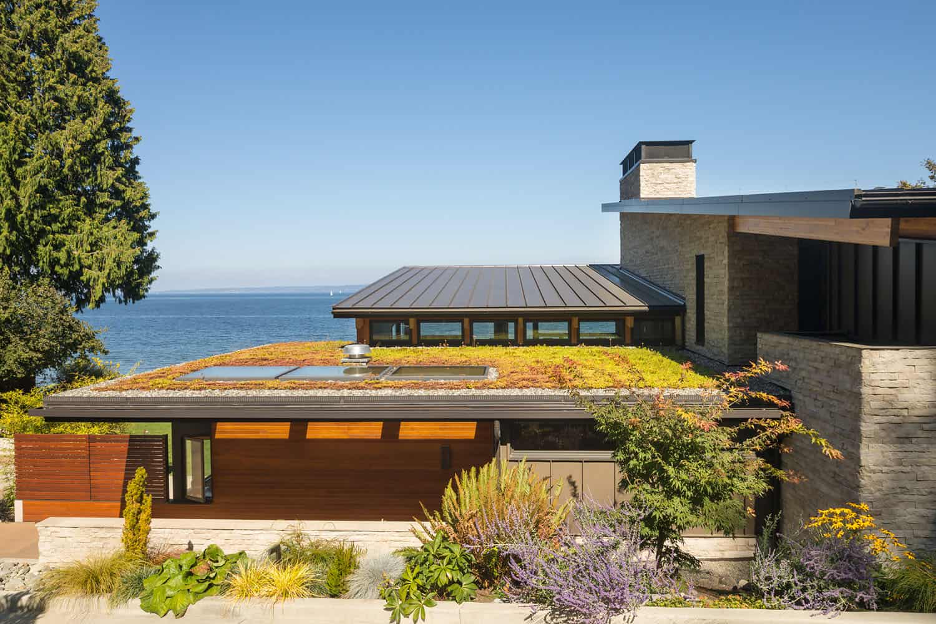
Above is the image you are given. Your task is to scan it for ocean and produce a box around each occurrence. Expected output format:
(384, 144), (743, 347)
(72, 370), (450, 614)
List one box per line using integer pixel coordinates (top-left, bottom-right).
(79, 292), (357, 373)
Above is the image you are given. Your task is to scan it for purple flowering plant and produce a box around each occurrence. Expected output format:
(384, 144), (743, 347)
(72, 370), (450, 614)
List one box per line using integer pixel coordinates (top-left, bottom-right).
(499, 497), (684, 624)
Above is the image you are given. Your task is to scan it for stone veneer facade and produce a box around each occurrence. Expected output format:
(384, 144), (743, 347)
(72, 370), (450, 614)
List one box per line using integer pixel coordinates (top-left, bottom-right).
(758, 332), (936, 551)
(618, 162), (798, 365)
(35, 516), (755, 564)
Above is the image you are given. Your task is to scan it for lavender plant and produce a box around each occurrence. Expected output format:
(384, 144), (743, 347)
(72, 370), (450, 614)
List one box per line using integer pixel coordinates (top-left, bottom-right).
(504, 498), (682, 624)
(750, 515), (879, 615)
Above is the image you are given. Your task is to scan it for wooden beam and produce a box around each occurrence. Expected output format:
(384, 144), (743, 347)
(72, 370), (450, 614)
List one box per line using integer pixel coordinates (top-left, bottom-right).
(517, 317), (524, 345)
(463, 318), (471, 346)
(674, 315), (684, 347)
(355, 318), (369, 344)
(409, 318), (418, 345)
(899, 217), (936, 241)
(624, 316), (634, 345)
(733, 216), (898, 247)
(570, 317), (579, 344)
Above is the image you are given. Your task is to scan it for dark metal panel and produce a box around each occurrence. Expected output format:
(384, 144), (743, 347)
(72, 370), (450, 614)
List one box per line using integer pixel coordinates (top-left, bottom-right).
(353, 267), (428, 308)
(506, 267), (525, 307)
(488, 267), (508, 308)
(542, 266), (585, 307)
(517, 266), (545, 307)
(875, 246), (895, 342)
(554, 266), (603, 307)
(581, 266), (646, 306)
(856, 245), (874, 340)
(332, 267), (411, 309)
(391, 267), (447, 308)
(898, 242), (918, 344)
(921, 243), (936, 345)
(468, 267), (496, 308)
(566, 266), (627, 306)
(589, 265), (680, 307)
(529, 267), (564, 306)
(448, 267), (482, 308)
(368, 267), (437, 308)
(840, 244), (856, 335)
(431, 267), (471, 308)
(411, 267), (458, 308)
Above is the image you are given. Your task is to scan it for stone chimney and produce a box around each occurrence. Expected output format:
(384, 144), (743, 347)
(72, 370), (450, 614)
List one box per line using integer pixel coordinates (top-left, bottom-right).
(619, 140), (696, 200)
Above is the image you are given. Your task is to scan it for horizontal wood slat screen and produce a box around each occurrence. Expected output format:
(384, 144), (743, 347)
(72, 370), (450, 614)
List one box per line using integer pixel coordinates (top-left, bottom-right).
(21, 500), (121, 522)
(15, 434), (168, 521)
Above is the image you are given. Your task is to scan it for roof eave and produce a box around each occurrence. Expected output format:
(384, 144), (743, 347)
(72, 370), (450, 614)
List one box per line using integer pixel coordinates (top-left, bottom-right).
(332, 305), (683, 318)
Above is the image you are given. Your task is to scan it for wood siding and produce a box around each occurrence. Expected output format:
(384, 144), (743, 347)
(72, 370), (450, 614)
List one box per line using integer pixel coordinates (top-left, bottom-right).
(201, 421), (494, 521)
(734, 216), (898, 247)
(16, 435), (168, 522)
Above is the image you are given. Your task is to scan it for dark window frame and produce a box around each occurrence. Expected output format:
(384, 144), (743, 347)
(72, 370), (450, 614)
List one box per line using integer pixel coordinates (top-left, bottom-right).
(695, 254), (705, 346)
(416, 319), (465, 346)
(577, 319), (626, 345)
(469, 319), (518, 346)
(633, 316), (677, 346)
(523, 319), (572, 345)
(369, 319), (413, 347)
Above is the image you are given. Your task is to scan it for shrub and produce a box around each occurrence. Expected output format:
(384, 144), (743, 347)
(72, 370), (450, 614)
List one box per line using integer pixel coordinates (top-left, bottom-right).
(324, 541), (361, 597)
(140, 545), (245, 618)
(383, 532), (478, 623)
(347, 553), (406, 599)
(122, 467), (152, 560)
(225, 559), (325, 602)
(579, 359), (841, 569)
(35, 551), (138, 600)
(880, 552), (936, 613)
(416, 458), (570, 588)
(505, 498), (680, 624)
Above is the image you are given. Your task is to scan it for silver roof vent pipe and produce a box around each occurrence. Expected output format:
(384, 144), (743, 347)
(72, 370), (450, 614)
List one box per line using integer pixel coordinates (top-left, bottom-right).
(341, 343), (372, 366)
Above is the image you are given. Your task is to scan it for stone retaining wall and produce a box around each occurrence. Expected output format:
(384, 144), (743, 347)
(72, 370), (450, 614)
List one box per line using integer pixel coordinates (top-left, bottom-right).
(759, 332), (936, 551)
(36, 517), (756, 564)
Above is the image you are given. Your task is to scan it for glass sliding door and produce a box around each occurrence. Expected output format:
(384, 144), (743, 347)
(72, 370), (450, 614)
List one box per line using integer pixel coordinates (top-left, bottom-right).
(184, 436), (212, 503)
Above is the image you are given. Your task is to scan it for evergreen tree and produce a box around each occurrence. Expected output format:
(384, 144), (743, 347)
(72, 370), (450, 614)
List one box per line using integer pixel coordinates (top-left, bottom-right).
(0, 0), (158, 311)
(122, 466), (152, 560)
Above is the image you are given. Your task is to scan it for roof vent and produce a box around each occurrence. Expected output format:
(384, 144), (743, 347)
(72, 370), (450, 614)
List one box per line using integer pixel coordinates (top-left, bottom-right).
(341, 343), (372, 366)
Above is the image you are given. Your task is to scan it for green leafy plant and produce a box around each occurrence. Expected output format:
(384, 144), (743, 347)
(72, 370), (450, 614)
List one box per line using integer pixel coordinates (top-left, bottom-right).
(383, 532), (478, 623)
(881, 552), (936, 613)
(324, 542), (361, 597)
(416, 458), (569, 588)
(139, 545), (245, 618)
(122, 467), (152, 560)
(576, 358), (841, 569)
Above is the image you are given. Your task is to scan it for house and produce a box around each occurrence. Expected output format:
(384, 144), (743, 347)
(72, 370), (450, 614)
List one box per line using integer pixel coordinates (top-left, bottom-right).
(602, 140), (936, 549)
(17, 140), (936, 562)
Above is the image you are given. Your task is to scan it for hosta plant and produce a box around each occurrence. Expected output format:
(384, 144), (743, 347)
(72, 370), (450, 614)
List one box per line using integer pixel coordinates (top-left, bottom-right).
(383, 532), (478, 623)
(140, 545), (246, 618)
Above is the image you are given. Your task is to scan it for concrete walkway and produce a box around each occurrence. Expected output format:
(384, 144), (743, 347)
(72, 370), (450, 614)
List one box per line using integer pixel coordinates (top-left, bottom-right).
(2, 594), (936, 624)
(0, 525), (38, 561)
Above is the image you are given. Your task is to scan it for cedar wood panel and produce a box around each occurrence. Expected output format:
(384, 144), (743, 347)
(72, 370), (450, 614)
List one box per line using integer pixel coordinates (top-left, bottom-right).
(16, 434), (168, 522)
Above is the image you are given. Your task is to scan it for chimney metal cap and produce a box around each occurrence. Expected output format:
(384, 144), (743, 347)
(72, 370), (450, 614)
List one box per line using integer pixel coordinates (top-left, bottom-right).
(620, 140), (695, 178)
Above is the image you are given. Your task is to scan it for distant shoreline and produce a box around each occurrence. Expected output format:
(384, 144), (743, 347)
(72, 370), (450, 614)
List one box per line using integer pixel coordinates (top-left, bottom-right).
(150, 286), (363, 295)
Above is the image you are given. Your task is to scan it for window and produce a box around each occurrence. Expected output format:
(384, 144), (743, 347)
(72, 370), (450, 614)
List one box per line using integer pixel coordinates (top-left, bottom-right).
(371, 320), (411, 346)
(634, 317), (675, 346)
(184, 437), (212, 503)
(524, 320), (570, 344)
(695, 254), (705, 345)
(471, 320), (516, 345)
(578, 320), (624, 345)
(418, 321), (463, 345)
(510, 421), (612, 451)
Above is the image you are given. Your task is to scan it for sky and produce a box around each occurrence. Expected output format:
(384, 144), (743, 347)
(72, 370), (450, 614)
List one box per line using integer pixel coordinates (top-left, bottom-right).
(95, 0), (936, 291)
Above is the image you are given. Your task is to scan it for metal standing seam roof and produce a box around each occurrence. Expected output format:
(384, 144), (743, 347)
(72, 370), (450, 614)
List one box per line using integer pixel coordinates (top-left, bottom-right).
(332, 265), (684, 316)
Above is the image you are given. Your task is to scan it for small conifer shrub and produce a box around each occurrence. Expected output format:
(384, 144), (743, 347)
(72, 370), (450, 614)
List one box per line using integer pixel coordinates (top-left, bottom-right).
(122, 467), (152, 560)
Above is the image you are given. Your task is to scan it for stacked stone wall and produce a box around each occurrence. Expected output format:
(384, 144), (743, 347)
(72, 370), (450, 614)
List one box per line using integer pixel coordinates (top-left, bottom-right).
(759, 332), (936, 551)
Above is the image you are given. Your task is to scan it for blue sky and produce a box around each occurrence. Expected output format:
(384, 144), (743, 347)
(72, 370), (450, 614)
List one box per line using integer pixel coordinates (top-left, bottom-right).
(96, 0), (936, 291)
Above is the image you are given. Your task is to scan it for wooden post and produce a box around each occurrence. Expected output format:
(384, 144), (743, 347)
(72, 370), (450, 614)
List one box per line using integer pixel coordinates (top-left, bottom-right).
(624, 316), (634, 345)
(674, 315), (684, 347)
(571, 317), (579, 344)
(517, 317), (524, 345)
(409, 318), (418, 345)
(463, 318), (471, 346)
(355, 318), (370, 345)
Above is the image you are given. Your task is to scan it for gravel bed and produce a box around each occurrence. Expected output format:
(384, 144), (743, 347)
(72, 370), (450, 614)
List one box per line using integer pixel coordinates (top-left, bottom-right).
(0, 562), (46, 592)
